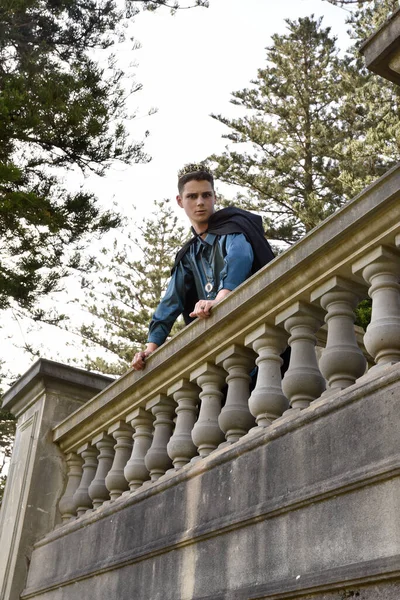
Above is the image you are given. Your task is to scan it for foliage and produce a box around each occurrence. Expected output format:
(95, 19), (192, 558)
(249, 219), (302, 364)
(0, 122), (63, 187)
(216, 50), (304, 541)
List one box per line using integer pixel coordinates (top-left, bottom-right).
(208, 17), (348, 245)
(355, 298), (372, 330)
(126, 0), (209, 14)
(0, 357), (16, 506)
(330, 0), (400, 255)
(0, 0), (148, 318)
(208, 11), (400, 245)
(326, 0), (395, 10)
(78, 199), (188, 375)
(0, 408), (16, 506)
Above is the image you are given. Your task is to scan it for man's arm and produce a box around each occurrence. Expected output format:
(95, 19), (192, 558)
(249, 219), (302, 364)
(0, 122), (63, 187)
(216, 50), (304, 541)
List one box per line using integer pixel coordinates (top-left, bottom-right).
(131, 262), (193, 370)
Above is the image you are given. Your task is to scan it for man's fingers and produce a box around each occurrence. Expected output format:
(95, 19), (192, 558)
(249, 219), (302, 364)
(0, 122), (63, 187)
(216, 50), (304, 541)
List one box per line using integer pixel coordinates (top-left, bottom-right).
(189, 301), (213, 318)
(132, 352), (146, 370)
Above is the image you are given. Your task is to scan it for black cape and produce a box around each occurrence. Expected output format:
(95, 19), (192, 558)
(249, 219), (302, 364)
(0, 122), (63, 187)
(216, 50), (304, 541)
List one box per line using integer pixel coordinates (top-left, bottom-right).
(173, 207), (274, 272)
(173, 207), (275, 324)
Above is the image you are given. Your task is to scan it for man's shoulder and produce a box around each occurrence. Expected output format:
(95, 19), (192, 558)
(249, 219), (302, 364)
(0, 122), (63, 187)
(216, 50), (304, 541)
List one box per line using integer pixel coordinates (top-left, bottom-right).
(207, 206), (264, 235)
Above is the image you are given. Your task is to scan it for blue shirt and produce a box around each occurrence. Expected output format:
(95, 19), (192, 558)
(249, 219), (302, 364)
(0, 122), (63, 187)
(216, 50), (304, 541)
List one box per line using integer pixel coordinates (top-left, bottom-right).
(148, 233), (254, 346)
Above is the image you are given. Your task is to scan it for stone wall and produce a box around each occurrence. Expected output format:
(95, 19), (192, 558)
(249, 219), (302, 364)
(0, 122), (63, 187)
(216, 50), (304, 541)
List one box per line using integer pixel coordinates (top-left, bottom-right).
(20, 364), (400, 600)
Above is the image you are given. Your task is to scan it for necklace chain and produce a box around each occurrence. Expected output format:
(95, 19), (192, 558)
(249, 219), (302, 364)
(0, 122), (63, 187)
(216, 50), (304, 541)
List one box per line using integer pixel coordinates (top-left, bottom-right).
(200, 239), (217, 298)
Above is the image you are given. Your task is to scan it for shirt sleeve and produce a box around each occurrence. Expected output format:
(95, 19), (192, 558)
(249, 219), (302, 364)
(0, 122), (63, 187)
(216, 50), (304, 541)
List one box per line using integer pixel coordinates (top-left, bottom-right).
(219, 233), (254, 291)
(147, 261), (193, 347)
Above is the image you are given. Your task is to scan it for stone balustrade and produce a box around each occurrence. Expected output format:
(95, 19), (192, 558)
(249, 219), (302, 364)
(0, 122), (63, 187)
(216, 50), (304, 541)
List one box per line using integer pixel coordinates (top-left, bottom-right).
(47, 164), (400, 524)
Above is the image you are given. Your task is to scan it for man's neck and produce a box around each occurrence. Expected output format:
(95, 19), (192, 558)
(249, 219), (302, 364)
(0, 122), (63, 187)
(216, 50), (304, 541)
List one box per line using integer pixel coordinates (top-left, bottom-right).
(192, 222), (209, 239)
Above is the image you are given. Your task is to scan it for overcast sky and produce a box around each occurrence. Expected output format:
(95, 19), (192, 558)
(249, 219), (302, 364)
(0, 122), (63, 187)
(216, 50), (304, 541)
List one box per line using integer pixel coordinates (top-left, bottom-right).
(4, 0), (353, 385)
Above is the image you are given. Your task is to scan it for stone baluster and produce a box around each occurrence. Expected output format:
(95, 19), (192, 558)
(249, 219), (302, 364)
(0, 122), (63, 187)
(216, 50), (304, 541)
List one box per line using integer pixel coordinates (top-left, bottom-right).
(311, 276), (367, 394)
(72, 443), (99, 517)
(58, 452), (83, 522)
(88, 433), (115, 509)
(190, 363), (226, 459)
(124, 408), (154, 491)
(144, 395), (176, 482)
(276, 301), (326, 412)
(244, 324), (289, 427)
(167, 380), (199, 469)
(104, 421), (133, 501)
(216, 344), (255, 444)
(353, 246), (400, 371)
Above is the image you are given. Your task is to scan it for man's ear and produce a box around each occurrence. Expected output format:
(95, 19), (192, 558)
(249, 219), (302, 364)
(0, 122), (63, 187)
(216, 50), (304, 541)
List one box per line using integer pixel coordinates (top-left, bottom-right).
(176, 194), (183, 208)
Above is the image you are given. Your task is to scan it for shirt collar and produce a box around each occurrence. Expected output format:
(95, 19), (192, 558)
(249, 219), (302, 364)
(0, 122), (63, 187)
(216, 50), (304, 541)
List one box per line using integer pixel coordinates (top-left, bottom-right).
(194, 232), (217, 253)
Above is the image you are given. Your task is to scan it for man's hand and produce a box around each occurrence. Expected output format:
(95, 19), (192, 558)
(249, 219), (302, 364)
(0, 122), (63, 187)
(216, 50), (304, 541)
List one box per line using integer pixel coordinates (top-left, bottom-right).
(189, 299), (216, 319)
(131, 343), (158, 371)
(189, 289), (231, 319)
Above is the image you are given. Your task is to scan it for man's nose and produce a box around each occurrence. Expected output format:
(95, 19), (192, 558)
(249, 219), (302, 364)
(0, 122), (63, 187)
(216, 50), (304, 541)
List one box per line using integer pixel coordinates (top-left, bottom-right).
(196, 195), (205, 205)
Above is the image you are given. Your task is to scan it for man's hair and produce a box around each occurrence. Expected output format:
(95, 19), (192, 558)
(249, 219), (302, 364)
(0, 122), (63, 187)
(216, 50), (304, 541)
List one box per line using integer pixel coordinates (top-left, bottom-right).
(177, 163), (214, 195)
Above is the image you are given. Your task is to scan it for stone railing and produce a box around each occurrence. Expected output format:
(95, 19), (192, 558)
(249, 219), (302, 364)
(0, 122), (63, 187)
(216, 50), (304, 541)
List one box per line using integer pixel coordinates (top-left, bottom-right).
(52, 163), (400, 524)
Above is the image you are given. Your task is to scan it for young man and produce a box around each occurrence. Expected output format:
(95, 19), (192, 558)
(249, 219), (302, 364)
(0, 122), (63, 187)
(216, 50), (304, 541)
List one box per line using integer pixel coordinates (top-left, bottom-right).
(131, 163), (274, 371)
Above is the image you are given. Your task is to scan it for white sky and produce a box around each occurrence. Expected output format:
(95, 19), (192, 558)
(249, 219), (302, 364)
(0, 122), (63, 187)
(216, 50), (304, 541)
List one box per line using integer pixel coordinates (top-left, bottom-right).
(3, 0), (352, 387)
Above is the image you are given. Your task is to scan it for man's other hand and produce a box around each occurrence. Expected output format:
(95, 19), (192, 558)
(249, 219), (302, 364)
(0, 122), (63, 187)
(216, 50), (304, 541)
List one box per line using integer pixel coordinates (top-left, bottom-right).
(131, 343), (158, 371)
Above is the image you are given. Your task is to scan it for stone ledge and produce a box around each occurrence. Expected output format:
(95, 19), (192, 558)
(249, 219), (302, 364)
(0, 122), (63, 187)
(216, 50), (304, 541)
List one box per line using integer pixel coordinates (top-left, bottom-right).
(21, 554), (400, 600)
(22, 461), (400, 595)
(361, 7), (400, 85)
(2, 358), (114, 415)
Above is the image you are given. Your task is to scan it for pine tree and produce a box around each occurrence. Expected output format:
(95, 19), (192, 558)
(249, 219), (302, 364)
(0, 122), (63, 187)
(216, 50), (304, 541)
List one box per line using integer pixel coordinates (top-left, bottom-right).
(77, 199), (188, 375)
(208, 17), (347, 245)
(332, 0), (400, 198)
(0, 0), (148, 317)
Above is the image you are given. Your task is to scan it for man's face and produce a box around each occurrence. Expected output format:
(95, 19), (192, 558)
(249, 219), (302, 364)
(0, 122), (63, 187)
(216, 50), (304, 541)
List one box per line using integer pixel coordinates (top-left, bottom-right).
(176, 179), (216, 233)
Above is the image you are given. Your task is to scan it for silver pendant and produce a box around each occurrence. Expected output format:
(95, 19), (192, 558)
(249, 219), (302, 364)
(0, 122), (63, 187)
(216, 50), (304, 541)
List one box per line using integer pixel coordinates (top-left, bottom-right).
(205, 282), (213, 293)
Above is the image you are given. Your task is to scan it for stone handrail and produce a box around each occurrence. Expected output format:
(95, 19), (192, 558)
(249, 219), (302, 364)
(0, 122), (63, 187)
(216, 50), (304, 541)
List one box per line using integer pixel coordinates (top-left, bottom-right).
(53, 163), (400, 522)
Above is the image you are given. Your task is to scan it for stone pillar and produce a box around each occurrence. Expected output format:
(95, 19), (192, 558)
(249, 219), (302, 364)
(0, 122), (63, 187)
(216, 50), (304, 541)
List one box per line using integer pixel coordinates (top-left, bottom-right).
(216, 344), (255, 445)
(104, 421), (133, 501)
(190, 363), (226, 459)
(0, 359), (112, 600)
(124, 408), (154, 491)
(353, 246), (400, 371)
(73, 443), (99, 516)
(245, 324), (289, 428)
(276, 302), (326, 412)
(167, 379), (199, 469)
(58, 452), (83, 522)
(88, 433), (115, 509)
(145, 395), (176, 482)
(311, 276), (367, 394)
